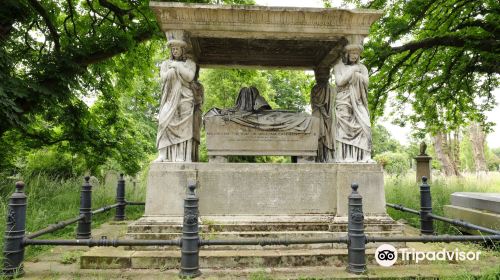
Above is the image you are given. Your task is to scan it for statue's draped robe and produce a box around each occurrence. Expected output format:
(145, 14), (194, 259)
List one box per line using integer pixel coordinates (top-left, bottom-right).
(191, 80), (204, 162)
(311, 84), (336, 162)
(333, 61), (372, 162)
(157, 59), (196, 162)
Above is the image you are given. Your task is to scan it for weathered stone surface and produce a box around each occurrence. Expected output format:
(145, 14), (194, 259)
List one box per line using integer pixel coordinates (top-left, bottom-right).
(80, 248), (133, 269)
(144, 162), (387, 218)
(205, 115), (319, 157)
(82, 248), (378, 269)
(444, 205), (500, 232)
(450, 192), (500, 214)
(125, 230), (404, 251)
(415, 155), (432, 182)
(149, 2), (383, 69)
(334, 164), (388, 218)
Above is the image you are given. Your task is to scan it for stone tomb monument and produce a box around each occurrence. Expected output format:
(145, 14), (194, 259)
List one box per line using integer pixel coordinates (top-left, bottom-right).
(125, 3), (403, 266)
(204, 86), (320, 162)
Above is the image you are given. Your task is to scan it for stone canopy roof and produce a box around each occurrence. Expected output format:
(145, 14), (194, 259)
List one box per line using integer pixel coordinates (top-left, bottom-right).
(150, 2), (383, 70)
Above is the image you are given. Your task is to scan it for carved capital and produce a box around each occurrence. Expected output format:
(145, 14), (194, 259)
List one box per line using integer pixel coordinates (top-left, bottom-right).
(165, 30), (199, 62)
(345, 34), (364, 47)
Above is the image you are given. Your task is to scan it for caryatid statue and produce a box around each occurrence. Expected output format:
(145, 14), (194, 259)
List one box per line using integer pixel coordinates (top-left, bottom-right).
(156, 32), (203, 162)
(311, 68), (336, 163)
(333, 44), (372, 162)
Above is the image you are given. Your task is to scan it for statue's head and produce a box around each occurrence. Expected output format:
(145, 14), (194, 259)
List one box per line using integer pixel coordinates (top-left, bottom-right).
(167, 40), (187, 61)
(344, 44), (363, 65)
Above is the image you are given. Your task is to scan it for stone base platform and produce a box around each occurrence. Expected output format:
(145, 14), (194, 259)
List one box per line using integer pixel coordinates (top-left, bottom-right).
(113, 162), (404, 269)
(82, 247), (379, 269)
(144, 162), (388, 218)
(76, 221), (499, 276)
(126, 215), (405, 251)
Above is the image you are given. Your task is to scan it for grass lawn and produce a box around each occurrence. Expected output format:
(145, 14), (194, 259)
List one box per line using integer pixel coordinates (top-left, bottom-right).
(0, 173), (147, 262)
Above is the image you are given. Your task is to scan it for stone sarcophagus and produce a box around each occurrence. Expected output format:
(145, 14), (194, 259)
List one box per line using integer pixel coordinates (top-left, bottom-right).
(205, 113), (319, 158)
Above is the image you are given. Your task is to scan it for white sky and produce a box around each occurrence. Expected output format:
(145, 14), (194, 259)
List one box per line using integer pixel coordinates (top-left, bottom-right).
(256, 0), (324, 7)
(256, 0), (500, 148)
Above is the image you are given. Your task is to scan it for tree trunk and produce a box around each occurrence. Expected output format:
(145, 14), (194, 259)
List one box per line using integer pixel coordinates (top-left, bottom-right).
(469, 122), (488, 174)
(433, 132), (460, 176)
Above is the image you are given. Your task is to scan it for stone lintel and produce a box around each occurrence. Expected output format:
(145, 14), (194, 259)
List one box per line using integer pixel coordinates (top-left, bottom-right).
(150, 2), (383, 69)
(150, 2), (383, 39)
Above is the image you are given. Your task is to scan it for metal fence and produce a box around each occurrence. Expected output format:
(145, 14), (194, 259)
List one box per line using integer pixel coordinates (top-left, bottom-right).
(2, 176), (499, 278)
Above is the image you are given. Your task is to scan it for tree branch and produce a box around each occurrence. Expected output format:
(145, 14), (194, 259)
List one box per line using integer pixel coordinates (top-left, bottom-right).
(98, 0), (131, 27)
(391, 35), (498, 56)
(27, 0), (61, 54)
(74, 30), (154, 67)
(454, 19), (499, 35)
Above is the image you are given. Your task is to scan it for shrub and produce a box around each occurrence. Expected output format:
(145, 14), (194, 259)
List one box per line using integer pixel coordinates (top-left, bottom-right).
(374, 151), (410, 176)
(23, 147), (86, 179)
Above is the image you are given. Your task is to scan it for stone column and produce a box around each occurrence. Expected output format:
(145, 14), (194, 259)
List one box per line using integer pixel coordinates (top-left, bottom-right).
(310, 67), (334, 163)
(415, 156), (432, 182)
(415, 141), (432, 182)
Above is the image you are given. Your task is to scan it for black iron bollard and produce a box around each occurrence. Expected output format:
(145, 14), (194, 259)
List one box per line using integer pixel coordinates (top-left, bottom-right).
(347, 183), (366, 274)
(2, 182), (27, 277)
(179, 181), (201, 278)
(114, 174), (126, 221)
(76, 176), (92, 239)
(419, 176), (434, 235)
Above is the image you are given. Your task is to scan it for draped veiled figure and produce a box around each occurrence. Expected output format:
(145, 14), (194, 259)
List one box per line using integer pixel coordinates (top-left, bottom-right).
(156, 39), (197, 162)
(333, 44), (372, 162)
(311, 71), (336, 163)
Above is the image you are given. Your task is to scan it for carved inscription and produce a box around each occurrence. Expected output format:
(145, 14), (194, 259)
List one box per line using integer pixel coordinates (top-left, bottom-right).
(205, 115), (320, 156)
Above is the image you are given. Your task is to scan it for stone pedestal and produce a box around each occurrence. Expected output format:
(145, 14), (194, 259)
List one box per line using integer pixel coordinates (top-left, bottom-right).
(414, 155), (432, 182)
(143, 162), (389, 222)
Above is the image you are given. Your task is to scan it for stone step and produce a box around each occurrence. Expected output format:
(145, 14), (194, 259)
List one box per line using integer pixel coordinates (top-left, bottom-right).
(127, 222), (404, 233)
(124, 231), (405, 251)
(81, 248), (379, 269)
(127, 223), (329, 233)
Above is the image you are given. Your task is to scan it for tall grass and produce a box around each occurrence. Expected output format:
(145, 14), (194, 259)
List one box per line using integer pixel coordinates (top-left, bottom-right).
(385, 171), (500, 235)
(0, 173), (146, 261)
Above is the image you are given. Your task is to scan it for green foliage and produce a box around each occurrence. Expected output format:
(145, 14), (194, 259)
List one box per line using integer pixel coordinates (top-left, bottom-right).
(485, 146), (500, 171)
(200, 69), (276, 111)
(344, 0), (499, 134)
(200, 69), (313, 113)
(59, 250), (83, 264)
(1, 0), (226, 176)
(372, 124), (403, 156)
(0, 173), (146, 261)
(266, 70), (314, 112)
(459, 133), (475, 172)
(374, 151), (410, 176)
(385, 172), (500, 235)
(23, 147), (86, 179)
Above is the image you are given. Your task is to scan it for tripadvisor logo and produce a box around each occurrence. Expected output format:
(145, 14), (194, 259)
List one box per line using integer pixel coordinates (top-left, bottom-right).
(375, 244), (397, 267)
(375, 244), (481, 267)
